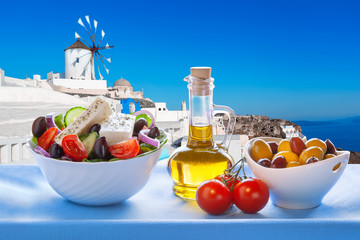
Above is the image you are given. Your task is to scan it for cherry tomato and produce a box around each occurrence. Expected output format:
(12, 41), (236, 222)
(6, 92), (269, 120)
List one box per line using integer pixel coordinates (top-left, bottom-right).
(62, 135), (88, 162)
(38, 127), (58, 151)
(196, 179), (233, 215)
(214, 174), (241, 190)
(233, 178), (269, 214)
(109, 138), (140, 159)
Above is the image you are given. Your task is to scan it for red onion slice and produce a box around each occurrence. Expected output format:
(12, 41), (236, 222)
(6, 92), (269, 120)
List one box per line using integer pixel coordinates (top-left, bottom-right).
(46, 113), (61, 135)
(132, 110), (156, 129)
(139, 129), (160, 148)
(61, 154), (74, 161)
(34, 146), (50, 158)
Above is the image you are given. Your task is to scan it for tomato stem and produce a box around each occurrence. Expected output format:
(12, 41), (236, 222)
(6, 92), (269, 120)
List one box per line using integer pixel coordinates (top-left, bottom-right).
(221, 158), (248, 192)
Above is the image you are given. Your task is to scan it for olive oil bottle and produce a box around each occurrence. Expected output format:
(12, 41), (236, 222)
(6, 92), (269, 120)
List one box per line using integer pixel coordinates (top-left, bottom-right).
(168, 67), (235, 199)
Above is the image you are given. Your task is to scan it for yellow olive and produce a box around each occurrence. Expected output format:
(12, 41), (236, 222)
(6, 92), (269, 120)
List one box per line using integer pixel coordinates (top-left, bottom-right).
(278, 139), (292, 152)
(273, 151), (299, 164)
(250, 139), (273, 162)
(299, 146), (324, 165)
(306, 138), (327, 154)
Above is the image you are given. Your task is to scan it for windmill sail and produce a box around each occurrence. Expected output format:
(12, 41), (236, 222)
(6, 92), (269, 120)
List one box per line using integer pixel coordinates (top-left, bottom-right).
(94, 20), (98, 31)
(78, 18), (85, 27)
(85, 15), (91, 25)
(75, 16), (113, 80)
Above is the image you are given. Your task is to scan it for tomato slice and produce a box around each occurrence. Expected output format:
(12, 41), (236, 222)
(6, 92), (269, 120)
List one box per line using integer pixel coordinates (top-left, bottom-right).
(109, 138), (140, 159)
(62, 135), (88, 162)
(38, 127), (58, 151)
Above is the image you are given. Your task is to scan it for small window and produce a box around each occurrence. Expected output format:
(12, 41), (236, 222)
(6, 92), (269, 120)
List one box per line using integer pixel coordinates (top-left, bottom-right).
(163, 108), (166, 111)
(158, 108), (161, 111)
(76, 58), (80, 63)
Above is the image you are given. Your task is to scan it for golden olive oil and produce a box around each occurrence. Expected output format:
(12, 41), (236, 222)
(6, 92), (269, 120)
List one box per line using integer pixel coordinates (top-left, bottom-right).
(169, 125), (233, 199)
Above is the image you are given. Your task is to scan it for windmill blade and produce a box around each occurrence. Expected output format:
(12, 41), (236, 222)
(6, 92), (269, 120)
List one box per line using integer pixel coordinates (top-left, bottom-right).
(98, 53), (109, 75)
(85, 15), (94, 42)
(94, 20), (98, 32)
(78, 17), (85, 28)
(95, 54), (103, 80)
(97, 30), (106, 47)
(75, 32), (81, 39)
(98, 45), (113, 50)
(97, 52), (111, 64)
(85, 15), (91, 25)
(97, 52), (109, 63)
(93, 20), (98, 42)
(78, 16), (94, 45)
(106, 43), (109, 48)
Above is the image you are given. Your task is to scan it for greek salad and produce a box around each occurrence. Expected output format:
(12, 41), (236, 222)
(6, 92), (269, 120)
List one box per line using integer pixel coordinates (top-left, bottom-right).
(31, 97), (167, 162)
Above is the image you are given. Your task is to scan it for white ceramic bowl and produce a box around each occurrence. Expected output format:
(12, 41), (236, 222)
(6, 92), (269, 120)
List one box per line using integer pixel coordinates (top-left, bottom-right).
(245, 137), (350, 209)
(27, 137), (167, 206)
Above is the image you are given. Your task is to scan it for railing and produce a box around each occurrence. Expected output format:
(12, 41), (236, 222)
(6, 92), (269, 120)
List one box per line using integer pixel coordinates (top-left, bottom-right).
(0, 138), (30, 163)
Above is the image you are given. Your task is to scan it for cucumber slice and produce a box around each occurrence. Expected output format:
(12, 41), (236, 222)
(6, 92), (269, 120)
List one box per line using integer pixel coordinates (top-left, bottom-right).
(140, 142), (157, 153)
(81, 132), (98, 155)
(135, 114), (152, 127)
(79, 133), (89, 142)
(64, 106), (85, 127)
(32, 136), (38, 145)
(54, 113), (64, 129)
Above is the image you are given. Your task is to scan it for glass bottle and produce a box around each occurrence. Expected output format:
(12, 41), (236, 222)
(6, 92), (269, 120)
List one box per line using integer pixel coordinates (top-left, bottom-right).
(168, 67), (235, 199)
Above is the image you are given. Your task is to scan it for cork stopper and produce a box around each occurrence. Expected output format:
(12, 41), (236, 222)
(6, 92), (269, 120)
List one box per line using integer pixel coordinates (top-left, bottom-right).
(188, 67), (214, 96)
(191, 67), (211, 79)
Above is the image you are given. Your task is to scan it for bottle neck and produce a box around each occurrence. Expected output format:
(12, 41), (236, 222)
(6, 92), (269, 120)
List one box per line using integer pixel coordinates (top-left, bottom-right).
(187, 86), (214, 148)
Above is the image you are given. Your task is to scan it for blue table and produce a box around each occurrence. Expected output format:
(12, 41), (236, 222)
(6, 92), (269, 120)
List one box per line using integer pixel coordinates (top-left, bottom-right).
(0, 160), (360, 240)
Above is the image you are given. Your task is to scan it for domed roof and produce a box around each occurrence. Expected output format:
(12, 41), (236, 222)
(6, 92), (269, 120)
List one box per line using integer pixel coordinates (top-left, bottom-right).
(113, 78), (131, 87)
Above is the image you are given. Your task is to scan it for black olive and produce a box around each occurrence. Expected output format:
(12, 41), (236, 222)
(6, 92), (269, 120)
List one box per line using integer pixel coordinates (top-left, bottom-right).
(32, 116), (47, 137)
(93, 136), (110, 160)
(148, 126), (160, 139)
(90, 123), (101, 134)
(49, 143), (64, 158)
(133, 118), (148, 136)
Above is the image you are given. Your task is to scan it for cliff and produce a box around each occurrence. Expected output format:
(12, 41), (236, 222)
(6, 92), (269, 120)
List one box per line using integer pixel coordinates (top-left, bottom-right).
(345, 150), (360, 164)
(230, 115), (302, 139)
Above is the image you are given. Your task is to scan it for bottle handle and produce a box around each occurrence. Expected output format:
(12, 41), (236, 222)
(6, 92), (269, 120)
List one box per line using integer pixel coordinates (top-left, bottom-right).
(213, 104), (236, 150)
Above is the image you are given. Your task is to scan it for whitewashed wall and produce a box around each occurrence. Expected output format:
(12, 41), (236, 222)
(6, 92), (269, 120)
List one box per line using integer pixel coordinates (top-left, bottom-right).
(52, 79), (107, 90)
(65, 48), (93, 80)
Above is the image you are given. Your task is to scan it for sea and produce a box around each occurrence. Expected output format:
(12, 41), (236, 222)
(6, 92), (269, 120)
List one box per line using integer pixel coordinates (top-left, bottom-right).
(293, 116), (360, 152)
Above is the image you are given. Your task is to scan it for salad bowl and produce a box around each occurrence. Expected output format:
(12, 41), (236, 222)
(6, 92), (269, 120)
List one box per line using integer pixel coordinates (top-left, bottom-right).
(27, 136), (167, 206)
(244, 137), (350, 209)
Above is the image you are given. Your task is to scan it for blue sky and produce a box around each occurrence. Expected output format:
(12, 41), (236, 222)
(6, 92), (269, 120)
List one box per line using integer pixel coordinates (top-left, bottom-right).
(0, 0), (359, 121)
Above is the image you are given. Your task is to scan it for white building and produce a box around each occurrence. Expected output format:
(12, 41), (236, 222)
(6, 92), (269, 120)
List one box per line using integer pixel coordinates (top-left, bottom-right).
(47, 39), (107, 90)
(281, 125), (305, 139)
(143, 101), (189, 141)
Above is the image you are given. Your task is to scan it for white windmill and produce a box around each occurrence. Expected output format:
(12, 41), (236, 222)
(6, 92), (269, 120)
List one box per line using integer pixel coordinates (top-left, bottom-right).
(64, 16), (114, 81)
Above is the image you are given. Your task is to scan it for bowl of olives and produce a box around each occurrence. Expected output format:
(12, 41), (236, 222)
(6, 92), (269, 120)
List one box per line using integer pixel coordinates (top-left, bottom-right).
(244, 137), (350, 209)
